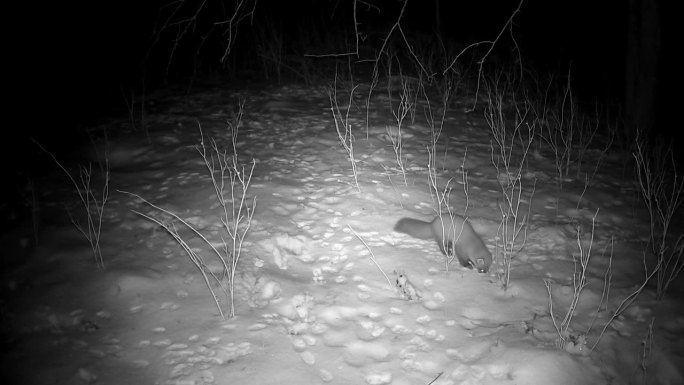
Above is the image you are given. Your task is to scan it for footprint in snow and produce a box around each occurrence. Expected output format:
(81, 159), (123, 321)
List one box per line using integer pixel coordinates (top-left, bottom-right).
(422, 291), (446, 310)
(445, 339), (497, 363)
(344, 341), (391, 366)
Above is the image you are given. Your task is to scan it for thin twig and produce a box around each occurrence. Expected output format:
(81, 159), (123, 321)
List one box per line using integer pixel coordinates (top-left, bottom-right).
(348, 225), (394, 290)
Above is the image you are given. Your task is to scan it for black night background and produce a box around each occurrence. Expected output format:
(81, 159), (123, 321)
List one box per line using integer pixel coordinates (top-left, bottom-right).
(2, 1), (682, 384)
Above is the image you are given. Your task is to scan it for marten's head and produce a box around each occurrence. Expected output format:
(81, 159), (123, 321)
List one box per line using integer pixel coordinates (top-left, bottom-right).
(468, 257), (490, 274)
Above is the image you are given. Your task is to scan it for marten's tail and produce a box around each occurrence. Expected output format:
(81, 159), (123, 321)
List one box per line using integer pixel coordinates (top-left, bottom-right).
(394, 218), (434, 239)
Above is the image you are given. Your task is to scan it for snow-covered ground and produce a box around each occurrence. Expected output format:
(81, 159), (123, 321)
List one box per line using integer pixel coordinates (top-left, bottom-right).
(2, 83), (683, 385)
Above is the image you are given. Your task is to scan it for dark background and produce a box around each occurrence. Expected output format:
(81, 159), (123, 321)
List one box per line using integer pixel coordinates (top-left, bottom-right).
(5, 0), (677, 163)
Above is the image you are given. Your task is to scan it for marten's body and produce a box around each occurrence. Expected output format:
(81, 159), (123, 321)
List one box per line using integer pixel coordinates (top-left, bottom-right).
(394, 216), (491, 273)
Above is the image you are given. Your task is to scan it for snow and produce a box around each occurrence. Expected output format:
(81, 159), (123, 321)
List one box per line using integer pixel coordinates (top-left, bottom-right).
(2, 83), (683, 385)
